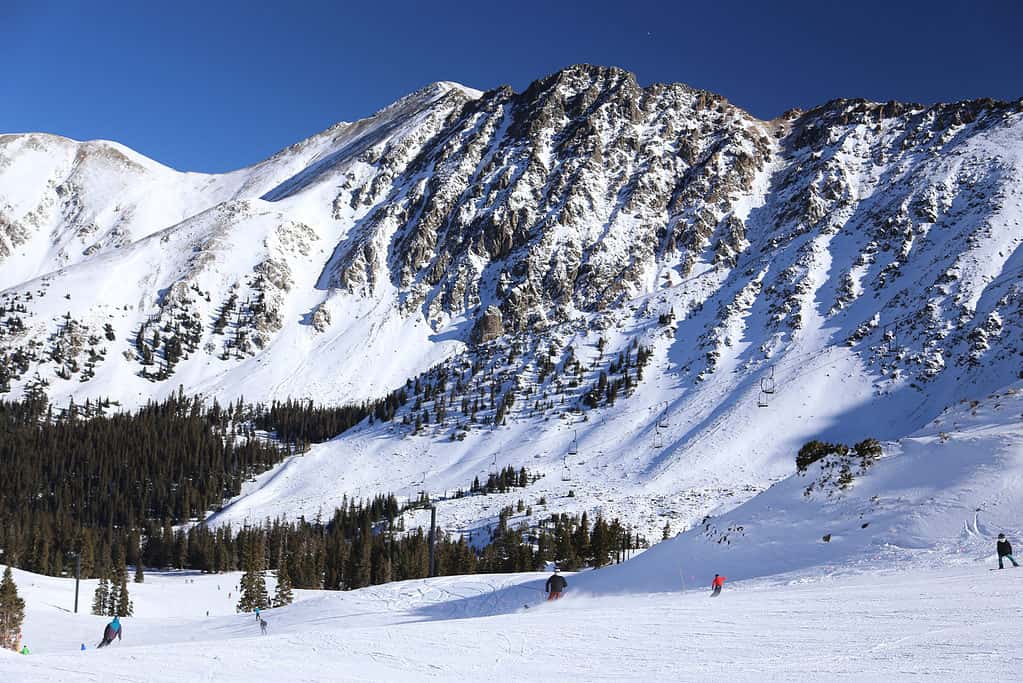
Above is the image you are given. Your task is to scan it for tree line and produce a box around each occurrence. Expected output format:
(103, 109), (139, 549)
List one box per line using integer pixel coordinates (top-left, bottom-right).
(0, 389), (647, 594)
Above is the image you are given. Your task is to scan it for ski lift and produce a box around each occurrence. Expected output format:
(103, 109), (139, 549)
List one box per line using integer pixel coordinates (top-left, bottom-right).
(757, 391), (769, 408)
(568, 430), (579, 456)
(561, 455), (572, 481)
(760, 375), (776, 395)
(653, 428), (664, 449)
(657, 404), (669, 429)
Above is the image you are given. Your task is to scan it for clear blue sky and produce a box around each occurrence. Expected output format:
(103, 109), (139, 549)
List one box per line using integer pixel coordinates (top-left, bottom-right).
(3, 0), (1019, 173)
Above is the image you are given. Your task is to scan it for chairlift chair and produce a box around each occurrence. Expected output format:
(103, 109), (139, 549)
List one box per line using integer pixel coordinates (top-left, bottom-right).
(653, 430), (664, 448)
(760, 376), (776, 394)
(757, 391), (769, 408)
(658, 411), (669, 429)
(561, 456), (572, 481)
(568, 429), (579, 456)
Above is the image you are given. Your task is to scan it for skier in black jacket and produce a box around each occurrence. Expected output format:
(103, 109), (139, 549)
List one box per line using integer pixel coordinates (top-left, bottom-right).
(545, 569), (567, 600)
(997, 533), (1019, 569)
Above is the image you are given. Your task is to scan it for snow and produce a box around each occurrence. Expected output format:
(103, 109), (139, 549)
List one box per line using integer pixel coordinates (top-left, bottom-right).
(4, 562), (1021, 680)
(0, 378), (1001, 680)
(5, 320), (1023, 683)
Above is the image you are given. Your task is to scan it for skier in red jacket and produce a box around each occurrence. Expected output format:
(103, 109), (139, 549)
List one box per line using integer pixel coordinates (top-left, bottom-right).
(710, 574), (726, 597)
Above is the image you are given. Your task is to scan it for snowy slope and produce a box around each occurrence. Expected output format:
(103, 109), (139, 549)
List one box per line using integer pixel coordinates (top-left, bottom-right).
(4, 561), (1022, 681)
(2, 65), (1022, 552)
(5, 341), (1023, 682)
(570, 381), (1023, 593)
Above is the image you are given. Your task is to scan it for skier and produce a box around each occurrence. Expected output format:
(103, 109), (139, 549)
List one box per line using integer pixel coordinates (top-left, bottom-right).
(710, 574), (727, 597)
(80, 643), (86, 651)
(255, 606), (261, 621)
(96, 616), (123, 648)
(20, 644), (29, 655)
(545, 568), (567, 601)
(259, 617), (268, 635)
(997, 533), (1019, 569)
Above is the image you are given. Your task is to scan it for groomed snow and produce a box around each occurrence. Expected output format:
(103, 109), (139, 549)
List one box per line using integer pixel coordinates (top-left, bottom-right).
(4, 562), (1021, 681)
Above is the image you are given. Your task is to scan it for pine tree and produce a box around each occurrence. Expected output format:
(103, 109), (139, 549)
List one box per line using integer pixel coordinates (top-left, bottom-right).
(115, 570), (133, 617)
(106, 567), (118, 616)
(0, 566), (26, 652)
(91, 576), (109, 616)
(272, 546), (294, 608)
(114, 556), (134, 617)
(103, 550), (133, 617)
(134, 562), (144, 584)
(236, 534), (268, 612)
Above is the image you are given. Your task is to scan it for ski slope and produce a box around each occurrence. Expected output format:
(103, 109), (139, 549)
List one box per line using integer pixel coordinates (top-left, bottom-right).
(7, 381), (1021, 680)
(4, 561), (1021, 681)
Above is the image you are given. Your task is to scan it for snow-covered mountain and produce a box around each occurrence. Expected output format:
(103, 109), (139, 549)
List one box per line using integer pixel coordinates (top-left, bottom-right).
(2, 64), (1022, 540)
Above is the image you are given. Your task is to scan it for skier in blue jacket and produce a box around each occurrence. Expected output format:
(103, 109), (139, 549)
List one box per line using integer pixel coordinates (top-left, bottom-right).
(97, 616), (122, 648)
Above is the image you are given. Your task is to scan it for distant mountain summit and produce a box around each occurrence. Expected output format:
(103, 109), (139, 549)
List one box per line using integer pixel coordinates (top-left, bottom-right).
(0, 65), (1020, 414)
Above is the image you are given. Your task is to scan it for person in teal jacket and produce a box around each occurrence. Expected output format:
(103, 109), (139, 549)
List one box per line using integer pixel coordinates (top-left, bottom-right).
(97, 616), (122, 648)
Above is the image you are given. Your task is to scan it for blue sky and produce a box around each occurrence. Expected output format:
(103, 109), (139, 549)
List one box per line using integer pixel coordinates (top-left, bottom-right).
(3, 0), (1019, 172)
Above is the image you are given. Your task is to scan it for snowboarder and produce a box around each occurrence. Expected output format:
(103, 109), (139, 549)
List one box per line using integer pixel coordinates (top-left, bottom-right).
(259, 617), (268, 635)
(255, 607), (260, 621)
(80, 643), (86, 651)
(96, 616), (123, 648)
(545, 568), (567, 600)
(20, 644), (29, 655)
(710, 574), (727, 597)
(997, 533), (1019, 569)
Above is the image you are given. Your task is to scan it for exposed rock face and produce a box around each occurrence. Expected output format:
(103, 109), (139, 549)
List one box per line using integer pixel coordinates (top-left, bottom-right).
(323, 64), (774, 332)
(0, 66), (1021, 406)
(471, 305), (503, 344)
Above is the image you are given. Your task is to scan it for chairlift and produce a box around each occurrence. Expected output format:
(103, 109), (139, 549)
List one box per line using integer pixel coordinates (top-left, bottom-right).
(653, 429), (664, 448)
(658, 410), (669, 429)
(568, 430), (579, 456)
(561, 455), (572, 481)
(757, 391), (769, 408)
(760, 376), (776, 394)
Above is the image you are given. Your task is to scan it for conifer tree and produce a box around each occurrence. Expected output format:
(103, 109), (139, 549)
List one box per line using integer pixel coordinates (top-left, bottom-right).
(91, 576), (109, 616)
(272, 545), (294, 608)
(115, 569), (133, 617)
(106, 567), (118, 616)
(134, 562), (144, 584)
(0, 566), (25, 652)
(104, 550), (133, 616)
(236, 534), (268, 612)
